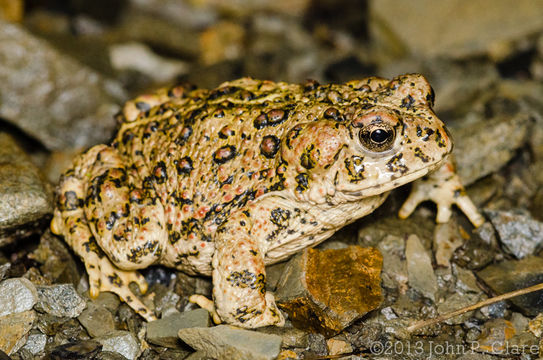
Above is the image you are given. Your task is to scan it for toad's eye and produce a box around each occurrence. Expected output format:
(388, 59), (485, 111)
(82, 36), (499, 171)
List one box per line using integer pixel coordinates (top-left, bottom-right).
(359, 125), (395, 152)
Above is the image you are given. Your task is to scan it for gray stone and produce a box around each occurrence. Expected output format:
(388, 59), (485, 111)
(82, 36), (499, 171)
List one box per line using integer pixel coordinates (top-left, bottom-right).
(370, 0), (543, 59)
(405, 234), (437, 301)
(0, 263), (9, 282)
(78, 302), (116, 337)
(0, 133), (53, 245)
(0, 310), (36, 355)
(485, 209), (543, 258)
(147, 309), (211, 348)
(477, 256), (543, 316)
(0, 278), (38, 317)
(257, 326), (309, 348)
(436, 293), (482, 325)
(452, 95), (532, 186)
(96, 331), (140, 360)
(35, 284), (86, 318)
(0, 19), (125, 150)
(21, 331), (47, 355)
(178, 325), (282, 360)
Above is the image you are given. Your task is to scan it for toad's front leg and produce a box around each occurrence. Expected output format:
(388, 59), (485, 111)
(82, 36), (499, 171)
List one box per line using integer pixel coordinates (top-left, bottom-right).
(399, 156), (484, 227)
(193, 208), (285, 328)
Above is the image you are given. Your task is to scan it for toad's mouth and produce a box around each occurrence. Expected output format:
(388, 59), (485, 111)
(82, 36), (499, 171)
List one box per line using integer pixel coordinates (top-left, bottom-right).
(342, 160), (443, 199)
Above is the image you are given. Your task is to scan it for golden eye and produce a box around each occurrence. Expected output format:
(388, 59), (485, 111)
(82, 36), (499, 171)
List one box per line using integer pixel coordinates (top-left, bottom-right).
(358, 125), (395, 152)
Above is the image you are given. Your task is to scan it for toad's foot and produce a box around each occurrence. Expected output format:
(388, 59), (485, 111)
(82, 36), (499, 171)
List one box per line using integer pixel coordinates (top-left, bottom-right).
(398, 158), (485, 227)
(189, 294), (222, 324)
(86, 248), (156, 321)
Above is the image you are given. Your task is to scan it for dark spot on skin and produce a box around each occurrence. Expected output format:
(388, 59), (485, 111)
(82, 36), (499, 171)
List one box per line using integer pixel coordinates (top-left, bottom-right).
(386, 153), (408, 174)
(62, 191), (83, 211)
(270, 208), (291, 229)
(324, 107), (344, 122)
(122, 132), (135, 144)
(426, 86), (435, 106)
(153, 161), (168, 184)
(414, 147), (431, 163)
(219, 126), (235, 139)
(295, 173), (309, 193)
(435, 129), (447, 148)
(213, 145), (237, 164)
(227, 270), (266, 293)
(214, 109), (225, 118)
(174, 156), (193, 175)
(135, 101), (151, 112)
(240, 220), (246, 226)
(175, 126), (193, 146)
(300, 144), (316, 169)
(285, 125), (302, 149)
(208, 86), (241, 100)
(422, 128), (434, 141)
(260, 135), (280, 158)
(344, 155), (365, 182)
(253, 113), (268, 129)
(249, 249), (257, 256)
(108, 273), (123, 287)
(105, 211), (121, 230)
(400, 95), (415, 109)
(267, 109), (287, 126)
(304, 79), (320, 91)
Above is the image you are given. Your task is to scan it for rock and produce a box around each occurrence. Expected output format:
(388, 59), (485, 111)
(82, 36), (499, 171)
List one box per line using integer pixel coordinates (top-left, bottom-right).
(376, 235), (408, 292)
(147, 308), (211, 348)
(436, 293), (481, 325)
(528, 313), (543, 337)
(0, 20), (125, 150)
(433, 220), (465, 268)
(32, 231), (81, 287)
(452, 97), (532, 186)
(178, 325), (282, 360)
(35, 284), (86, 318)
(477, 256), (543, 316)
(510, 312), (529, 334)
(50, 340), (102, 360)
(96, 331), (140, 360)
(275, 246), (383, 336)
(109, 42), (188, 82)
(0, 133), (53, 245)
(475, 319), (515, 354)
(405, 234), (437, 301)
(454, 266), (481, 294)
(484, 209), (543, 258)
(0, 278), (38, 317)
(257, 326), (309, 349)
(21, 331), (47, 355)
(326, 337), (352, 356)
(0, 310), (36, 355)
(77, 302), (116, 338)
(0, 263), (9, 282)
(196, 0), (310, 17)
(369, 0), (543, 59)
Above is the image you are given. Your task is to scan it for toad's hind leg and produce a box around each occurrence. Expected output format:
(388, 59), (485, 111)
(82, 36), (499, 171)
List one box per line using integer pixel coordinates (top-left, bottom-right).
(52, 145), (168, 321)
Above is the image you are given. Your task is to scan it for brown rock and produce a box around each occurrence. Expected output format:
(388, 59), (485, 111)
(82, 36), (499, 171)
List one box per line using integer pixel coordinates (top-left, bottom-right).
(0, 310), (36, 355)
(0, 0), (22, 22)
(275, 246), (383, 337)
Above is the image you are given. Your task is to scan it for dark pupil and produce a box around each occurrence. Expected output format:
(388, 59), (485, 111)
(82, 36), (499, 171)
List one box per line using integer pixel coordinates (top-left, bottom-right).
(370, 129), (390, 143)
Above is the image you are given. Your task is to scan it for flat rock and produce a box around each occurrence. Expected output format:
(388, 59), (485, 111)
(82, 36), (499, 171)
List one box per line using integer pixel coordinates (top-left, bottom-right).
(452, 96), (532, 186)
(96, 331), (140, 360)
(77, 302), (116, 338)
(0, 133), (53, 245)
(35, 284), (86, 318)
(476, 319), (515, 354)
(0, 310), (36, 355)
(0, 278), (38, 317)
(147, 308), (211, 348)
(485, 209), (543, 258)
(477, 256), (543, 316)
(178, 325), (282, 360)
(405, 235), (437, 302)
(0, 19), (125, 150)
(275, 246), (383, 336)
(370, 0), (543, 59)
